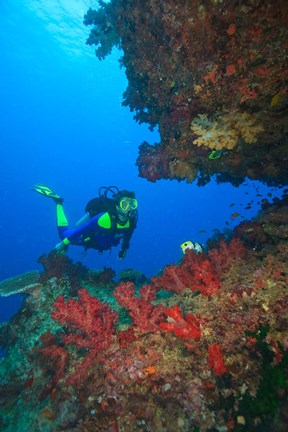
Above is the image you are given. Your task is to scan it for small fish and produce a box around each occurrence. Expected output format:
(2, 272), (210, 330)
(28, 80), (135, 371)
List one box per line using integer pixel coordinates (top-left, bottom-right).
(229, 203), (235, 207)
(208, 150), (223, 160)
(244, 228), (255, 233)
(231, 212), (241, 219)
(180, 241), (194, 254)
(198, 230), (206, 234)
(180, 241), (203, 254)
(270, 91), (281, 108)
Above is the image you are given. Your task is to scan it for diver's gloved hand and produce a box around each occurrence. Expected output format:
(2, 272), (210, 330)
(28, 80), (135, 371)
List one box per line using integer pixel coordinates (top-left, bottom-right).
(118, 249), (126, 260)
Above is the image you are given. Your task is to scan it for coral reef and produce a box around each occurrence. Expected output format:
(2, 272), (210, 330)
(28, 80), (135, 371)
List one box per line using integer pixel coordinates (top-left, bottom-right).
(0, 197), (288, 431)
(83, 2), (121, 60)
(84, 0), (288, 185)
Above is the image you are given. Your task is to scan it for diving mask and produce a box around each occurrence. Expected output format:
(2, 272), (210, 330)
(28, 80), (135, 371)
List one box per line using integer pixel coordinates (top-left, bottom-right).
(119, 198), (138, 212)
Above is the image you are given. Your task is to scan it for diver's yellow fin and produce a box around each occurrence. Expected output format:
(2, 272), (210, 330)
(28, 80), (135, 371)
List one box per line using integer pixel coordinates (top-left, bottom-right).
(32, 184), (63, 202)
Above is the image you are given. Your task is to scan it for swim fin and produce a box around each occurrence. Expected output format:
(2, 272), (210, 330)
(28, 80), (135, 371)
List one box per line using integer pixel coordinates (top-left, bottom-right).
(32, 184), (63, 203)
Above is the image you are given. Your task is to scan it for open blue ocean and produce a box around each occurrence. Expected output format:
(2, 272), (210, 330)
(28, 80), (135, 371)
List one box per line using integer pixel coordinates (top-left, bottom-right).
(0, 0), (284, 322)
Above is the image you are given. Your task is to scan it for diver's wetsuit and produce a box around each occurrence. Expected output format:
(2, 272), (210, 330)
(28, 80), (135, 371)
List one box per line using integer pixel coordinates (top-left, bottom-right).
(56, 203), (135, 253)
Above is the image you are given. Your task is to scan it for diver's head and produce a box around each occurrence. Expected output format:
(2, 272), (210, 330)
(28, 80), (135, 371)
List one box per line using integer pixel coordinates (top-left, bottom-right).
(114, 190), (138, 216)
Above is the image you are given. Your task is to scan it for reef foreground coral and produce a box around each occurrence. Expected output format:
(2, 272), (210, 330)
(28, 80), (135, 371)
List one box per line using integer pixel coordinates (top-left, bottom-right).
(85, 0), (288, 186)
(0, 196), (288, 431)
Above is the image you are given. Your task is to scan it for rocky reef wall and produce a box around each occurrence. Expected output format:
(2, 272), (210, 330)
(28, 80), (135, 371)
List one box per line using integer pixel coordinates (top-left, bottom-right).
(84, 0), (288, 186)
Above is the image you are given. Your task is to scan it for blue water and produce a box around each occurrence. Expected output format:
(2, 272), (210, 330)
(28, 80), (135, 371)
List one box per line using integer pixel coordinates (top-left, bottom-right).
(0, 0), (284, 323)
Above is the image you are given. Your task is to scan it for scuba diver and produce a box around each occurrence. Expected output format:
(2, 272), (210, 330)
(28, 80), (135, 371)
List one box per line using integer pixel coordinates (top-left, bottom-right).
(33, 184), (138, 259)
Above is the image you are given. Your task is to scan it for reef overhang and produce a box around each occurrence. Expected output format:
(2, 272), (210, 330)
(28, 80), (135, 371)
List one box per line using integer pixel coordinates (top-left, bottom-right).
(85, 0), (288, 186)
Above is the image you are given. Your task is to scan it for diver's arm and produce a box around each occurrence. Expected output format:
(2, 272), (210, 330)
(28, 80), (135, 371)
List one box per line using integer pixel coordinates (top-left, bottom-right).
(122, 213), (137, 252)
(119, 228), (134, 258)
(75, 212), (90, 226)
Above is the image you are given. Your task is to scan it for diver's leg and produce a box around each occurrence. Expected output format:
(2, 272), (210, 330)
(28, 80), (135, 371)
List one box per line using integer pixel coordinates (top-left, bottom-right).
(53, 203), (71, 253)
(56, 203), (69, 239)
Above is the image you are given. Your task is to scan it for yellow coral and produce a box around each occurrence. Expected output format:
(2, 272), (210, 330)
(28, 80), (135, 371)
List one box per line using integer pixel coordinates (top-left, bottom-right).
(232, 112), (264, 144)
(190, 111), (264, 150)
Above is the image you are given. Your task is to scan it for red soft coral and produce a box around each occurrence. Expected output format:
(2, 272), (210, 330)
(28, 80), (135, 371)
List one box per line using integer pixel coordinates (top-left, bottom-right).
(114, 282), (166, 333)
(35, 332), (69, 401)
(160, 306), (202, 341)
(208, 343), (227, 376)
(151, 264), (191, 294)
(151, 239), (247, 297)
(208, 238), (247, 275)
(51, 289), (118, 386)
(151, 250), (220, 296)
(183, 251), (221, 296)
(52, 289), (118, 351)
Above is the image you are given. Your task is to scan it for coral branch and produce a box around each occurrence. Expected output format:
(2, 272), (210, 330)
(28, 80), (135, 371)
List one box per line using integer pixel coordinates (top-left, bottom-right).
(151, 250), (220, 296)
(114, 282), (166, 333)
(50, 289), (118, 385)
(35, 332), (69, 401)
(160, 306), (202, 341)
(208, 343), (227, 376)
